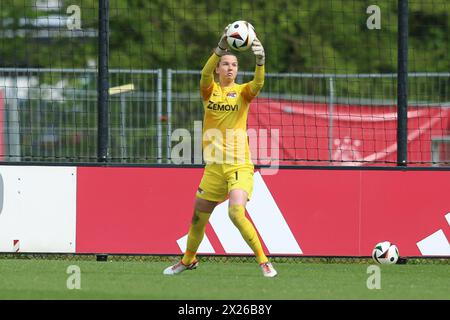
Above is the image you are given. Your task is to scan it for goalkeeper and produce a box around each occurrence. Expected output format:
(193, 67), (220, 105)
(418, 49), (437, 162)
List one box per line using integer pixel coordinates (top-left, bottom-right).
(164, 25), (277, 277)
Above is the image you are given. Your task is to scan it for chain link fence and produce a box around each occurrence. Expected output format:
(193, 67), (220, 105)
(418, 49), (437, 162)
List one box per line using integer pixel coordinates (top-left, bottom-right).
(2, 69), (448, 165)
(1, 68), (163, 163)
(167, 70), (450, 166)
(0, 0), (449, 166)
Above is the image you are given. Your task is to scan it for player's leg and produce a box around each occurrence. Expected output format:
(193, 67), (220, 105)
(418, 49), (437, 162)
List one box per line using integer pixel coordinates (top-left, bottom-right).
(228, 189), (268, 264)
(163, 197), (217, 275)
(164, 165), (226, 275)
(181, 197), (217, 265)
(182, 164), (226, 266)
(226, 167), (277, 277)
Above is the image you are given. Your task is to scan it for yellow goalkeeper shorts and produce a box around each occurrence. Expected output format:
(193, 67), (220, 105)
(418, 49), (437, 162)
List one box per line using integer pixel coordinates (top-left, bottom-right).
(196, 163), (255, 202)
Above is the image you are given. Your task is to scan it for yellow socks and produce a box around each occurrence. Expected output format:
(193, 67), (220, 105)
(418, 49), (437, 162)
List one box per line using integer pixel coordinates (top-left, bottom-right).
(182, 210), (211, 265)
(182, 206), (268, 265)
(228, 205), (268, 264)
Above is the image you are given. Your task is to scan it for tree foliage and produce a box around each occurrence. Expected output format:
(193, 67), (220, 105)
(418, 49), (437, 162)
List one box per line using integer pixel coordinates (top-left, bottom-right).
(0, 0), (448, 72)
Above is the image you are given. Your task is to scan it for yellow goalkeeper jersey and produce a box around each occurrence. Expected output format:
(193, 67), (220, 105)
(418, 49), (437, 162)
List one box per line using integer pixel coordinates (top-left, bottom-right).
(200, 53), (264, 165)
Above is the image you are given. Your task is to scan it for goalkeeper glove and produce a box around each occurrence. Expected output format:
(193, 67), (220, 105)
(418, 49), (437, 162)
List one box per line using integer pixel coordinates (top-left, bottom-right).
(252, 38), (265, 66)
(214, 24), (231, 56)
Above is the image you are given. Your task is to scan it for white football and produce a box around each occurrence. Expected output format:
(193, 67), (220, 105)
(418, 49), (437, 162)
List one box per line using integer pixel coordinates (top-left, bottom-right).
(226, 20), (256, 52)
(372, 241), (399, 265)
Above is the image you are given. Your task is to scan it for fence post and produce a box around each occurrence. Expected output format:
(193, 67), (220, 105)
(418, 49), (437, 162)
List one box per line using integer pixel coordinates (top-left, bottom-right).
(97, 0), (109, 163)
(166, 69), (172, 163)
(5, 80), (21, 162)
(157, 69), (163, 163)
(328, 76), (335, 162)
(119, 94), (127, 162)
(397, 0), (408, 166)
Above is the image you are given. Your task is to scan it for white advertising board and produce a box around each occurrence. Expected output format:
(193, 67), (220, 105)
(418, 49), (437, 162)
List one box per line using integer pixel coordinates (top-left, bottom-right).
(0, 166), (76, 253)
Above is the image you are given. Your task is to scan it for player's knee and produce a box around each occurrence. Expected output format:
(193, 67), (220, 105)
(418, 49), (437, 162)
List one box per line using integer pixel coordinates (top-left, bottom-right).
(229, 189), (248, 206)
(195, 197), (217, 213)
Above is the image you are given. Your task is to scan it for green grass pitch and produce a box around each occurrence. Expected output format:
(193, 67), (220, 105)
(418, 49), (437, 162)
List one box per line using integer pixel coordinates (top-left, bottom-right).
(0, 258), (448, 299)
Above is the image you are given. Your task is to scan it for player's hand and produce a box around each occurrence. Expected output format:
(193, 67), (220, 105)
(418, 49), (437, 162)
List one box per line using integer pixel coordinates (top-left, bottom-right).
(218, 24), (230, 49)
(215, 24), (230, 56)
(252, 38), (265, 65)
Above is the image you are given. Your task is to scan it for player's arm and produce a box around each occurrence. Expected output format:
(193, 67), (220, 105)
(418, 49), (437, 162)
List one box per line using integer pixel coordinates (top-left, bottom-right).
(199, 54), (220, 100)
(242, 38), (265, 102)
(200, 25), (230, 100)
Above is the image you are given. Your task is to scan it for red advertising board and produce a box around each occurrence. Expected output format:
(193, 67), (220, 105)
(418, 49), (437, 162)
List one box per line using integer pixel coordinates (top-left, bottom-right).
(76, 167), (203, 254)
(76, 167), (450, 257)
(248, 98), (450, 165)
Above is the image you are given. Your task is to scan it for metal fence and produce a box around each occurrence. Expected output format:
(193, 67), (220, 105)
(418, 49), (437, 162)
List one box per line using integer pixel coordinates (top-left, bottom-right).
(167, 70), (450, 166)
(1, 68), (449, 165)
(1, 68), (162, 163)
